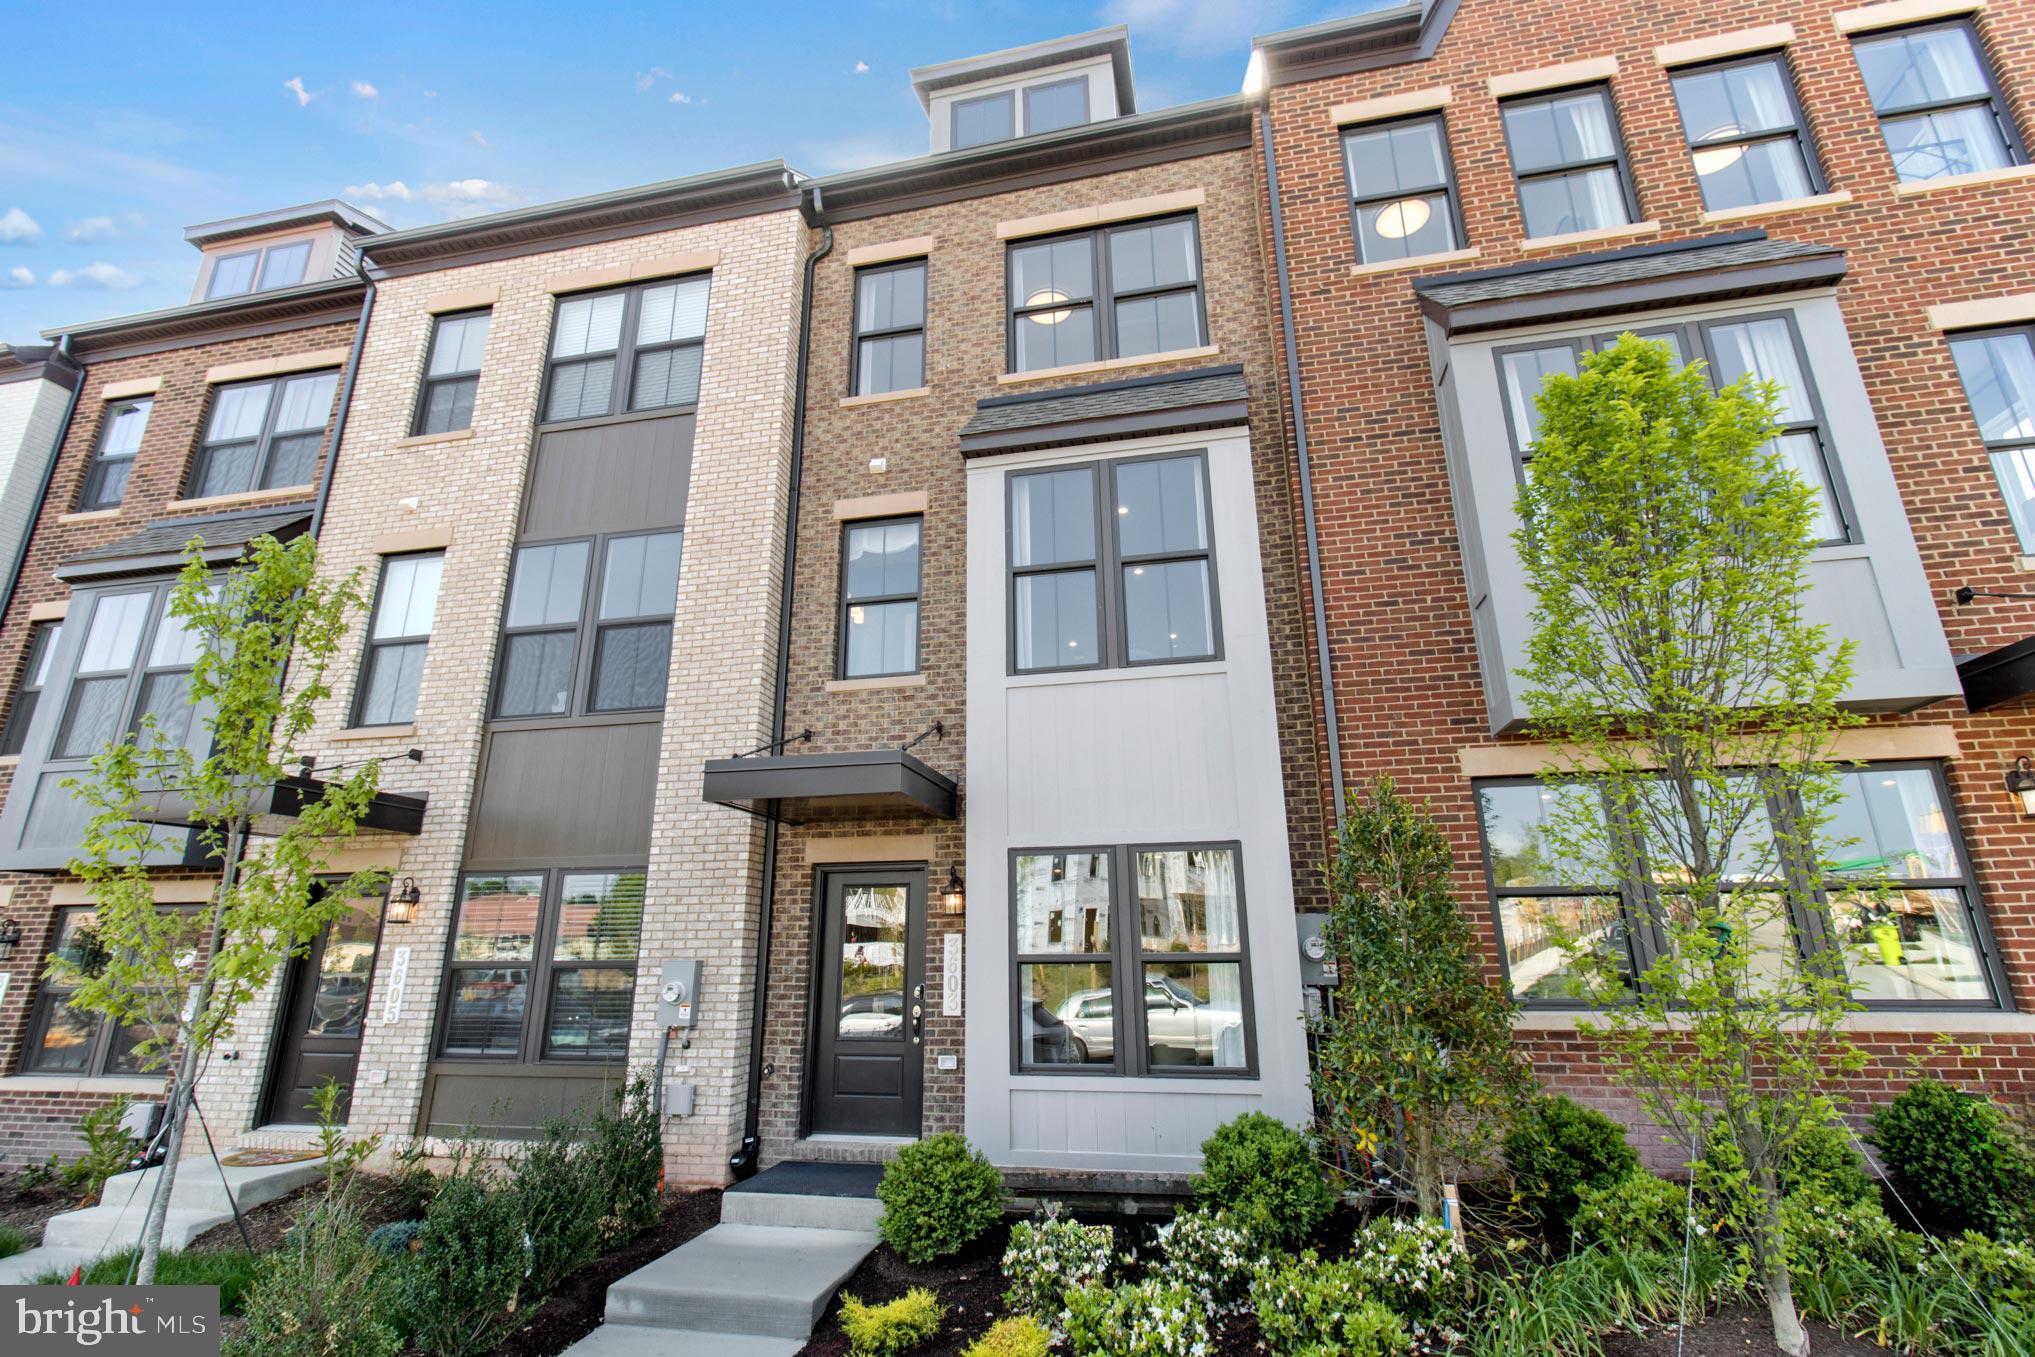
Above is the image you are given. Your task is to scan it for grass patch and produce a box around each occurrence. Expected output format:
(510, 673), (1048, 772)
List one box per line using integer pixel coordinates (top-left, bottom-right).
(29, 1248), (259, 1314)
(0, 1225), (28, 1259)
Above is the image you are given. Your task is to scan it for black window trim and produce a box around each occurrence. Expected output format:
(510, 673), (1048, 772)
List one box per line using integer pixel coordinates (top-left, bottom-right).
(1, 619), (63, 758)
(434, 865), (645, 1066)
(1005, 447), (1225, 676)
(52, 585), (172, 764)
(77, 397), (151, 513)
(1004, 212), (1209, 375)
(1667, 50), (1830, 206)
(187, 369), (338, 500)
(536, 273), (711, 430)
(489, 527), (682, 723)
(411, 308), (492, 437)
(849, 258), (929, 398)
(836, 513), (924, 680)
(1498, 82), (1644, 238)
(1850, 17), (2029, 176)
(1473, 761), (2013, 1012)
(1947, 322), (2035, 552)
(1008, 840), (1258, 1079)
(1340, 111), (1470, 265)
(350, 549), (443, 729)
(21, 904), (197, 1076)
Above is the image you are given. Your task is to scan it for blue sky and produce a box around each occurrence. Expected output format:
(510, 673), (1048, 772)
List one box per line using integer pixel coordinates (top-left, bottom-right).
(0, 0), (1376, 340)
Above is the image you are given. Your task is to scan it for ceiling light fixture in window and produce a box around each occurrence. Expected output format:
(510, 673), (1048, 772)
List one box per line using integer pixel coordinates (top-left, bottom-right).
(1690, 127), (1748, 175)
(1372, 197), (1433, 240)
(1024, 288), (1072, 323)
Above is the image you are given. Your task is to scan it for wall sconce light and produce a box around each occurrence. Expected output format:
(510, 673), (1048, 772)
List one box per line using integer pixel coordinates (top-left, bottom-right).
(941, 867), (966, 915)
(386, 877), (422, 925)
(0, 917), (20, 959)
(2006, 758), (2035, 817)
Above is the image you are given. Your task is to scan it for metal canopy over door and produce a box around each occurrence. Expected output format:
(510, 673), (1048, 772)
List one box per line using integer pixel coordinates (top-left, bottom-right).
(261, 890), (384, 1124)
(810, 867), (926, 1136)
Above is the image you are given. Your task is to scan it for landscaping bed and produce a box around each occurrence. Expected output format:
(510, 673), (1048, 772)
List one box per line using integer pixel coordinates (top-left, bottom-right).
(800, 1226), (1013, 1357)
(1604, 1304), (1891, 1357)
(0, 1171), (76, 1250)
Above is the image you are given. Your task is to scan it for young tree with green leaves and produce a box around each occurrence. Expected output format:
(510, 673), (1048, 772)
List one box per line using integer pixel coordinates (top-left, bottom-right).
(1512, 334), (1868, 1356)
(1314, 777), (1527, 1218)
(53, 533), (389, 1285)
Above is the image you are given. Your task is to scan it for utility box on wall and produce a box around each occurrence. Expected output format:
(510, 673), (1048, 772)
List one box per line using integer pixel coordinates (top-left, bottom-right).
(1295, 913), (1334, 987)
(658, 958), (701, 1029)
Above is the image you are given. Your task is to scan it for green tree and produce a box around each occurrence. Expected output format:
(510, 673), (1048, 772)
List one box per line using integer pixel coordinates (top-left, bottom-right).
(1512, 334), (1868, 1355)
(53, 533), (388, 1285)
(1314, 778), (1527, 1218)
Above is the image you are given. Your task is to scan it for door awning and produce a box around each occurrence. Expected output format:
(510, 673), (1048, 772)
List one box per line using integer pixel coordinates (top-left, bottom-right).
(1958, 635), (2035, 713)
(701, 749), (958, 821)
(125, 773), (429, 836)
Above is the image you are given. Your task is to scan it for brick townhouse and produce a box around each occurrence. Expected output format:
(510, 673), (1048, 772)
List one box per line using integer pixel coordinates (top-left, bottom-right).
(0, 201), (385, 1161)
(1249, 0), (2035, 1140)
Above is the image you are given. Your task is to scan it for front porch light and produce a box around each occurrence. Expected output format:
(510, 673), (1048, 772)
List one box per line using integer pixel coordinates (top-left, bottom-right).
(0, 916), (21, 959)
(2005, 758), (2035, 817)
(386, 876), (422, 925)
(941, 867), (966, 915)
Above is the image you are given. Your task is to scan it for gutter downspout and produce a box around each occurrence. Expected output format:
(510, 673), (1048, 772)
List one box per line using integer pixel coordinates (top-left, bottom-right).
(0, 335), (82, 625)
(309, 270), (377, 537)
(732, 187), (833, 1180)
(1260, 104), (1347, 825)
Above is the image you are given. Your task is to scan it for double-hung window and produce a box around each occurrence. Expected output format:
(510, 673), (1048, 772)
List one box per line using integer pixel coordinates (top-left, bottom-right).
(1013, 844), (1252, 1075)
(353, 552), (443, 727)
(47, 585), (209, 765)
(839, 517), (922, 679)
(1010, 451), (1219, 673)
(852, 261), (927, 396)
(494, 530), (682, 718)
(1008, 216), (1204, 373)
(78, 398), (150, 511)
(190, 370), (338, 498)
(1, 621), (61, 756)
(440, 868), (644, 1062)
(413, 310), (491, 435)
(1947, 326), (2035, 551)
(22, 908), (160, 1074)
(1343, 115), (1464, 263)
(1500, 85), (1639, 238)
(1669, 54), (1823, 210)
(1852, 21), (2025, 184)
(542, 276), (710, 425)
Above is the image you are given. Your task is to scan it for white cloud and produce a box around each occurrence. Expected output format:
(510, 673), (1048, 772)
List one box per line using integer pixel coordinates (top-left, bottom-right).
(0, 207), (43, 244)
(351, 80), (379, 99)
(48, 261), (141, 290)
(64, 215), (126, 243)
(854, 60), (870, 75)
(4, 267), (32, 289)
(470, 129), (489, 147)
(1101, 0), (1299, 56)
(283, 76), (313, 106)
(635, 65), (671, 92)
(343, 178), (520, 219)
(668, 91), (693, 105)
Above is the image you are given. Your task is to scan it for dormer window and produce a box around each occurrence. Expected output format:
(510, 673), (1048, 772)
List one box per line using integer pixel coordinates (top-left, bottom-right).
(1026, 77), (1090, 135)
(954, 92), (1017, 149)
(952, 75), (1095, 149)
(204, 239), (314, 299)
(914, 27), (1131, 155)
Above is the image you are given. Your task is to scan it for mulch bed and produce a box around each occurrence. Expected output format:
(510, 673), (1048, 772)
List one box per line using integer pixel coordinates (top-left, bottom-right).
(184, 1169), (432, 1254)
(799, 1222), (1014, 1357)
(1602, 1303), (1892, 1357)
(0, 1173), (81, 1246)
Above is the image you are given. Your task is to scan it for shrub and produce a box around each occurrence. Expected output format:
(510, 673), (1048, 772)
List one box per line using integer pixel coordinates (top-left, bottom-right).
(367, 1219), (425, 1256)
(1779, 1117), (1876, 1205)
(877, 1133), (1005, 1265)
(585, 1078), (663, 1246)
(1151, 1206), (1259, 1316)
(39, 1248), (258, 1313)
(399, 1157), (532, 1357)
(963, 1315), (1052, 1357)
(1191, 1111), (1334, 1247)
(1000, 1208), (1115, 1319)
(1343, 1215), (1472, 1335)
(1870, 1078), (2035, 1238)
(1781, 1188), (1911, 1277)
(1063, 1276), (1211, 1357)
(512, 1116), (605, 1294)
(63, 1097), (138, 1204)
(1250, 1252), (1412, 1357)
(839, 1288), (944, 1357)
(1504, 1094), (1638, 1231)
(231, 1200), (403, 1357)
(1571, 1169), (1685, 1254)
(0, 1225), (26, 1259)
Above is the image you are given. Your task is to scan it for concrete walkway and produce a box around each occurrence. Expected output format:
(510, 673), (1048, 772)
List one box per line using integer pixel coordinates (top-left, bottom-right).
(0, 1155), (324, 1285)
(563, 1163), (884, 1357)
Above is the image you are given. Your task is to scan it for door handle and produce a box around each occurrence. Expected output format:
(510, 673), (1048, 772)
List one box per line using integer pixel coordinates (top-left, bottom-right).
(910, 1002), (923, 1043)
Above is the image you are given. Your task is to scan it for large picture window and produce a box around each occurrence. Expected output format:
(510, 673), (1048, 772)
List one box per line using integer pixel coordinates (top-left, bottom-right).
(189, 371), (339, 499)
(1008, 451), (1219, 673)
(1947, 326), (2035, 552)
(541, 276), (710, 425)
(1013, 844), (1252, 1075)
(1852, 20), (2025, 184)
(1007, 216), (1204, 374)
(1499, 85), (1639, 238)
(439, 868), (644, 1062)
(78, 398), (151, 512)
(1474, 763), (2007, 1008)
(493, 530), (682, 719)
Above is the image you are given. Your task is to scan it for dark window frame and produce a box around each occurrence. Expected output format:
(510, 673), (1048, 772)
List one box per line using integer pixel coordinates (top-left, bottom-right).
(350, 550), (443, 729)
(1004, 213), (1208, 374)
(952, 89), (1017, 149)
(411, 308), (492, 436)
(1340, 112), (1469, 264)
(1473, 761), (2012, 1012)
(434, 866), (645, 1065)
(1499, 82), (1644, 238)
(1008, 841), (1257, 1079)
(204, 240), (312, 300)
(187, 370), (338, 499)
(1023, 75), (1091, 135)
(53, 587), (169, 763)
(1851, 18), (2028, 182)
(490, 527), (683, 722)
(849, 259), (928, 397)
(837, 514), (923, 680)
(1668, 51), (1828, 208)
(1, 619), (62, 757)
(1006, 448), (1224, 675)
(77, 397), (151, 512)
(536, 274), (711, 429)
(21, 904), (196, 1075)
(1947, 323), (2035, 552)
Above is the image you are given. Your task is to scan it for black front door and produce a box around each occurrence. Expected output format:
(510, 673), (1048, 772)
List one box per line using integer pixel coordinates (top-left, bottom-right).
(261, 892), (384, 1125)
(811, 868), (926, 1136)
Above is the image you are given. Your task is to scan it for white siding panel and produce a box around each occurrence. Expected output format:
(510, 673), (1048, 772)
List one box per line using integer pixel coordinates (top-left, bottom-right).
(1008, 1088), (1262, 1164)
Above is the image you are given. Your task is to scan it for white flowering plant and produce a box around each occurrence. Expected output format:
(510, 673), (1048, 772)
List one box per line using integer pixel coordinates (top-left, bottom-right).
(1000, 1208), (1116, 1321)
(1249, 1251), (1411, 1357)
(1149, 1207), (1262, 1317)
(1341, 1215), (1472, 1342)
(1780, 1188), (1913, 1275)
(1062, 1276), (1212, 1357)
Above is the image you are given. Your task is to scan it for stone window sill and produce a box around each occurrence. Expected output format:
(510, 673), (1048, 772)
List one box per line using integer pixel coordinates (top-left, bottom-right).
(330, 723), (416, 742)
(1893, 163), (2035, 197)
(165, 484), (315, 514)
(0, 1074), (167, 1095)
(1700, 191), (1853, 224)
(825, 674), (928, 693)
(57, 508), (121, 525)
(1518, 221), (1662, 254)
(392, 428), (477, 450)
(1350, 246), (1482, 278)
(840, 387), (930, 408)
(997, 345), (1221, 387)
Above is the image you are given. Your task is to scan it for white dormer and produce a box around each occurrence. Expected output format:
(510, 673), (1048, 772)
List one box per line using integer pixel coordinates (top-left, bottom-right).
(911, 27), (1137, 155)
(183, 200), (390, 304)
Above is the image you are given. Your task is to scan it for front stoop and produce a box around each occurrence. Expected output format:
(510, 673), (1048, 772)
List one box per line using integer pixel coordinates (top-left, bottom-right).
(561, 1162), (883, 1356)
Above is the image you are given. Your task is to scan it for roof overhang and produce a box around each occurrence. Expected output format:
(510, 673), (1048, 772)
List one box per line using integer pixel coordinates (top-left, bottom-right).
(1957, 636), (2035, 712)
(958, 365), (1250, 457)
(0, 343), (81, 389)
(55, 508), (312, 584)
(44, 277), (364, 361)
(701, 750), (959, 821)
(1248, 0), (1458, 90)
(910, 26), (1136, 115)
(126, 773), (428, 837)
(185, 199), (392, 246)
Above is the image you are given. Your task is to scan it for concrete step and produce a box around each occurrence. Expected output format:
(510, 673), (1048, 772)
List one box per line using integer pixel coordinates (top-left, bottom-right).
(603, 1223), (875, 1340)
(720, 1189), (881, 1233)
(98, 1156), (324, 1217)
(0, 1246), (100, 1286)
(560, 1322), (804, 1357)
(40, 1204), (229, 1253)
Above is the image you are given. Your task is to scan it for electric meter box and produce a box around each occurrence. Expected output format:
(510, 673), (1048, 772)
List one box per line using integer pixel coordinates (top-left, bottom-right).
(658, 959), (702, 1028)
